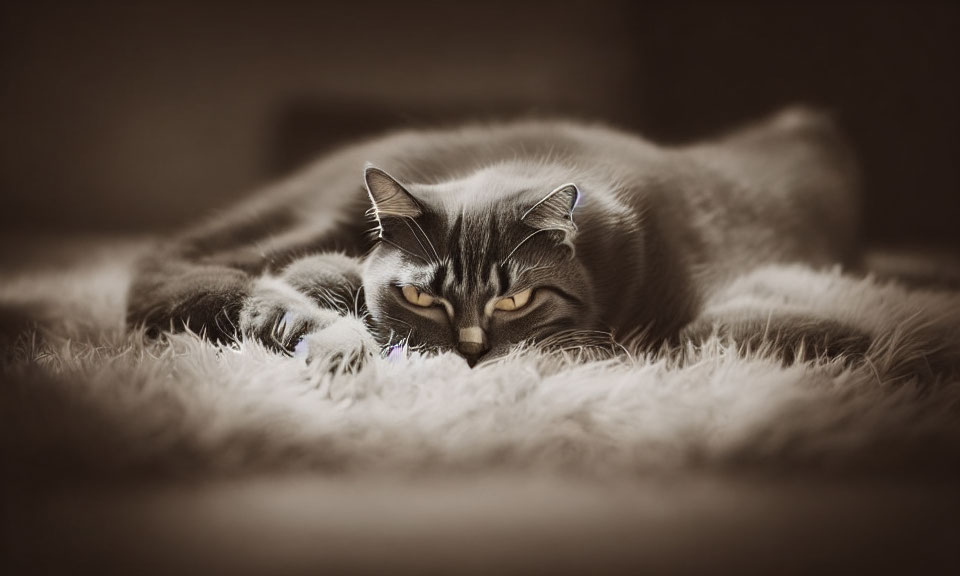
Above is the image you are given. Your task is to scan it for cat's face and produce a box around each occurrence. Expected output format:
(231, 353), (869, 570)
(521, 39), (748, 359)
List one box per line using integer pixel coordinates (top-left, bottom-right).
(362, 165), (597, 366)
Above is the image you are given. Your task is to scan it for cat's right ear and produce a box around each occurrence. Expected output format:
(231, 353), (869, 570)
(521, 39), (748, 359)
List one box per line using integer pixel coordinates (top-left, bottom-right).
(521, 183), (580, 249)
(364, 164), (423, 226)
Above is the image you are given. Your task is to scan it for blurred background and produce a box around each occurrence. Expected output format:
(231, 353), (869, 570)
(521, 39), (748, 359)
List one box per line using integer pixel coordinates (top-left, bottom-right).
(1, 0), (957, 247)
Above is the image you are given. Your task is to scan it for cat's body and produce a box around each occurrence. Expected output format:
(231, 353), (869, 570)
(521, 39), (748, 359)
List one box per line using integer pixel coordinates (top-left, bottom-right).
(128, 107), (861, 368)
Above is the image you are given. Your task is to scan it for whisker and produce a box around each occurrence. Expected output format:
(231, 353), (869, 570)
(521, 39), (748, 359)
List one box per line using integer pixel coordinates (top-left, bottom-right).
(407, 216), (441, 262)
(398, 218), (434, 263)
(352, 286), (366, 317)
(379, 238), (430, 264)
(380, 313), (414, 331)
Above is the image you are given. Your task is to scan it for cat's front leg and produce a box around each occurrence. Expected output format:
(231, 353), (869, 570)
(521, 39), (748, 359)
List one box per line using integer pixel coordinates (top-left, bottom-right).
(239, 253), (378, 372)
(127, 258), (251, 341)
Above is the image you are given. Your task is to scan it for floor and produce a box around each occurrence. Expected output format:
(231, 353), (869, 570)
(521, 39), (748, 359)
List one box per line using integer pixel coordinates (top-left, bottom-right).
(7, 472), (959, 575)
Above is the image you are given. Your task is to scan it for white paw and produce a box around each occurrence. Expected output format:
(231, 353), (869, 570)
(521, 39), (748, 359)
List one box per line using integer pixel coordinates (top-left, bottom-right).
(294, 315), (378, 374)
(240, 276), (339, 352)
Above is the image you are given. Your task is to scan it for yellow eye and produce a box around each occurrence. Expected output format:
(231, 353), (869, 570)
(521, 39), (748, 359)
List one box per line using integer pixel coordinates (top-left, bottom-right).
(494, 288), (533, 311)
(402, 285), (435, 307)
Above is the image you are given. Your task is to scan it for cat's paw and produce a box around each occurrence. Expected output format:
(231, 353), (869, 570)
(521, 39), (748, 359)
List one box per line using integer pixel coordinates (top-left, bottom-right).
(280, 253), (364, 314)
(294, 315), (378, 374)
(127, 262), (250, 341)
(239, 277), (340, 352)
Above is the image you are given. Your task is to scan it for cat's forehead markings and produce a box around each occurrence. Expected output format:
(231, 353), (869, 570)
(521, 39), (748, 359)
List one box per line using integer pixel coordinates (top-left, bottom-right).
(417, 174), (514, 219)
(399, 262), (439, 286)
(486, 262), (502, 294)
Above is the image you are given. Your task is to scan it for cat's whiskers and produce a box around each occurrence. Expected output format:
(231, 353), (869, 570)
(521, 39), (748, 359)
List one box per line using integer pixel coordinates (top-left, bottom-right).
(382, 327), (413, 352)
(379, 238), (430, 264)
(400, 217), (439, 264)
(408, 216), (441, 262)
(381, 313), (413, 329)
(352, 286), (367, 318)
(379, 313), (415, 340)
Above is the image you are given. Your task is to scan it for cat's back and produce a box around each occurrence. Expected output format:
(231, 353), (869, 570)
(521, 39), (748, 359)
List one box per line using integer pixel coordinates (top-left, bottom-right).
(196, 118), (643, 236)
(673, 108), (862, 274)
(180, 112), (858, 277)
(170, 119), (634, 257)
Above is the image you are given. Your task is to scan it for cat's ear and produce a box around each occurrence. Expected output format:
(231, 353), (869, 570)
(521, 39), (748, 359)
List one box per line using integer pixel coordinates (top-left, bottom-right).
(521, 183), (580, 246)
(364, 164), (422, 224)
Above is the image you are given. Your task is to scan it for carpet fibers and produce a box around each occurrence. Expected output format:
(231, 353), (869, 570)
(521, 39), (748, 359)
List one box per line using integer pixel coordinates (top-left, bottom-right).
(2, 241), (959, 574)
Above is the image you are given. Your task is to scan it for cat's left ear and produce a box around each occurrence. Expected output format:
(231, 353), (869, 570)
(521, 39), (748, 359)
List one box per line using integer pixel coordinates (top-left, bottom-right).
(521, 183), (580, 247)
(364, 164), (423, 225)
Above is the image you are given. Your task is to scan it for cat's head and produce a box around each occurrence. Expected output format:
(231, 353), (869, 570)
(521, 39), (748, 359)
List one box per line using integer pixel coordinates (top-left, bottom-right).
(361, 163), (598, 366)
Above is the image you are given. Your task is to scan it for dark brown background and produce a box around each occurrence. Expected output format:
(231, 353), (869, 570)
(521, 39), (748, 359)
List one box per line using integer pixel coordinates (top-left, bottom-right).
(1, 1), (957, 247)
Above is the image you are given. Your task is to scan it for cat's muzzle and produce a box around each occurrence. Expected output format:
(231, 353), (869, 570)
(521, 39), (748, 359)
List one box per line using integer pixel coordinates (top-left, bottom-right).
(458, 326), (489, 367)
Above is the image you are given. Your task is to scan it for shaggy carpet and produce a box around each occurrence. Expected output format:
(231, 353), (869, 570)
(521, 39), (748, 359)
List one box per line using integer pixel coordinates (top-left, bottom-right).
(2, 238), (960, 574)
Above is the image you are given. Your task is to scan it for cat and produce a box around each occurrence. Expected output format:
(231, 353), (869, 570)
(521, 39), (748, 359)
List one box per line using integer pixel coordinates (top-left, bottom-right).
(126, 106), (863, 369)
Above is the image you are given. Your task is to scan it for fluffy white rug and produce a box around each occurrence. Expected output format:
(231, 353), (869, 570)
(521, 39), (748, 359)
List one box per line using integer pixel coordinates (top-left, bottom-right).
(3, 241), (959, 480)
(2, 240), (960, 574)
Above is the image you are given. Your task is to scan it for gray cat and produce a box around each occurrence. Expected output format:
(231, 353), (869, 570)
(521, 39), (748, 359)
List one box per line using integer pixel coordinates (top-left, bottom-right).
(127, 107), (862, 368)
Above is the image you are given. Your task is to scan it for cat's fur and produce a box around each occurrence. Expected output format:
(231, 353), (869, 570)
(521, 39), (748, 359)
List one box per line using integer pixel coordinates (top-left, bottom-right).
(127, 107), (862, 369)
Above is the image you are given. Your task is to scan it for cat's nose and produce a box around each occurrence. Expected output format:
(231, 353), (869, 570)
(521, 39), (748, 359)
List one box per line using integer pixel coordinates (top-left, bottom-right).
(458, 345), (486, 367)
(458, 326), (489, 367)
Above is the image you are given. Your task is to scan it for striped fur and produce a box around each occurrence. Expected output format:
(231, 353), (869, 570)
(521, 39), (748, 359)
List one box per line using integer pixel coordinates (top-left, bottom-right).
(126, 106), (861, 368)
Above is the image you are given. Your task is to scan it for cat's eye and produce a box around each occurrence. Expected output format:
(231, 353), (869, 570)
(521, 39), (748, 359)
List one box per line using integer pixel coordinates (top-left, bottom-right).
(494, 288), (533, 311)
(401, 285), (435, 307)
